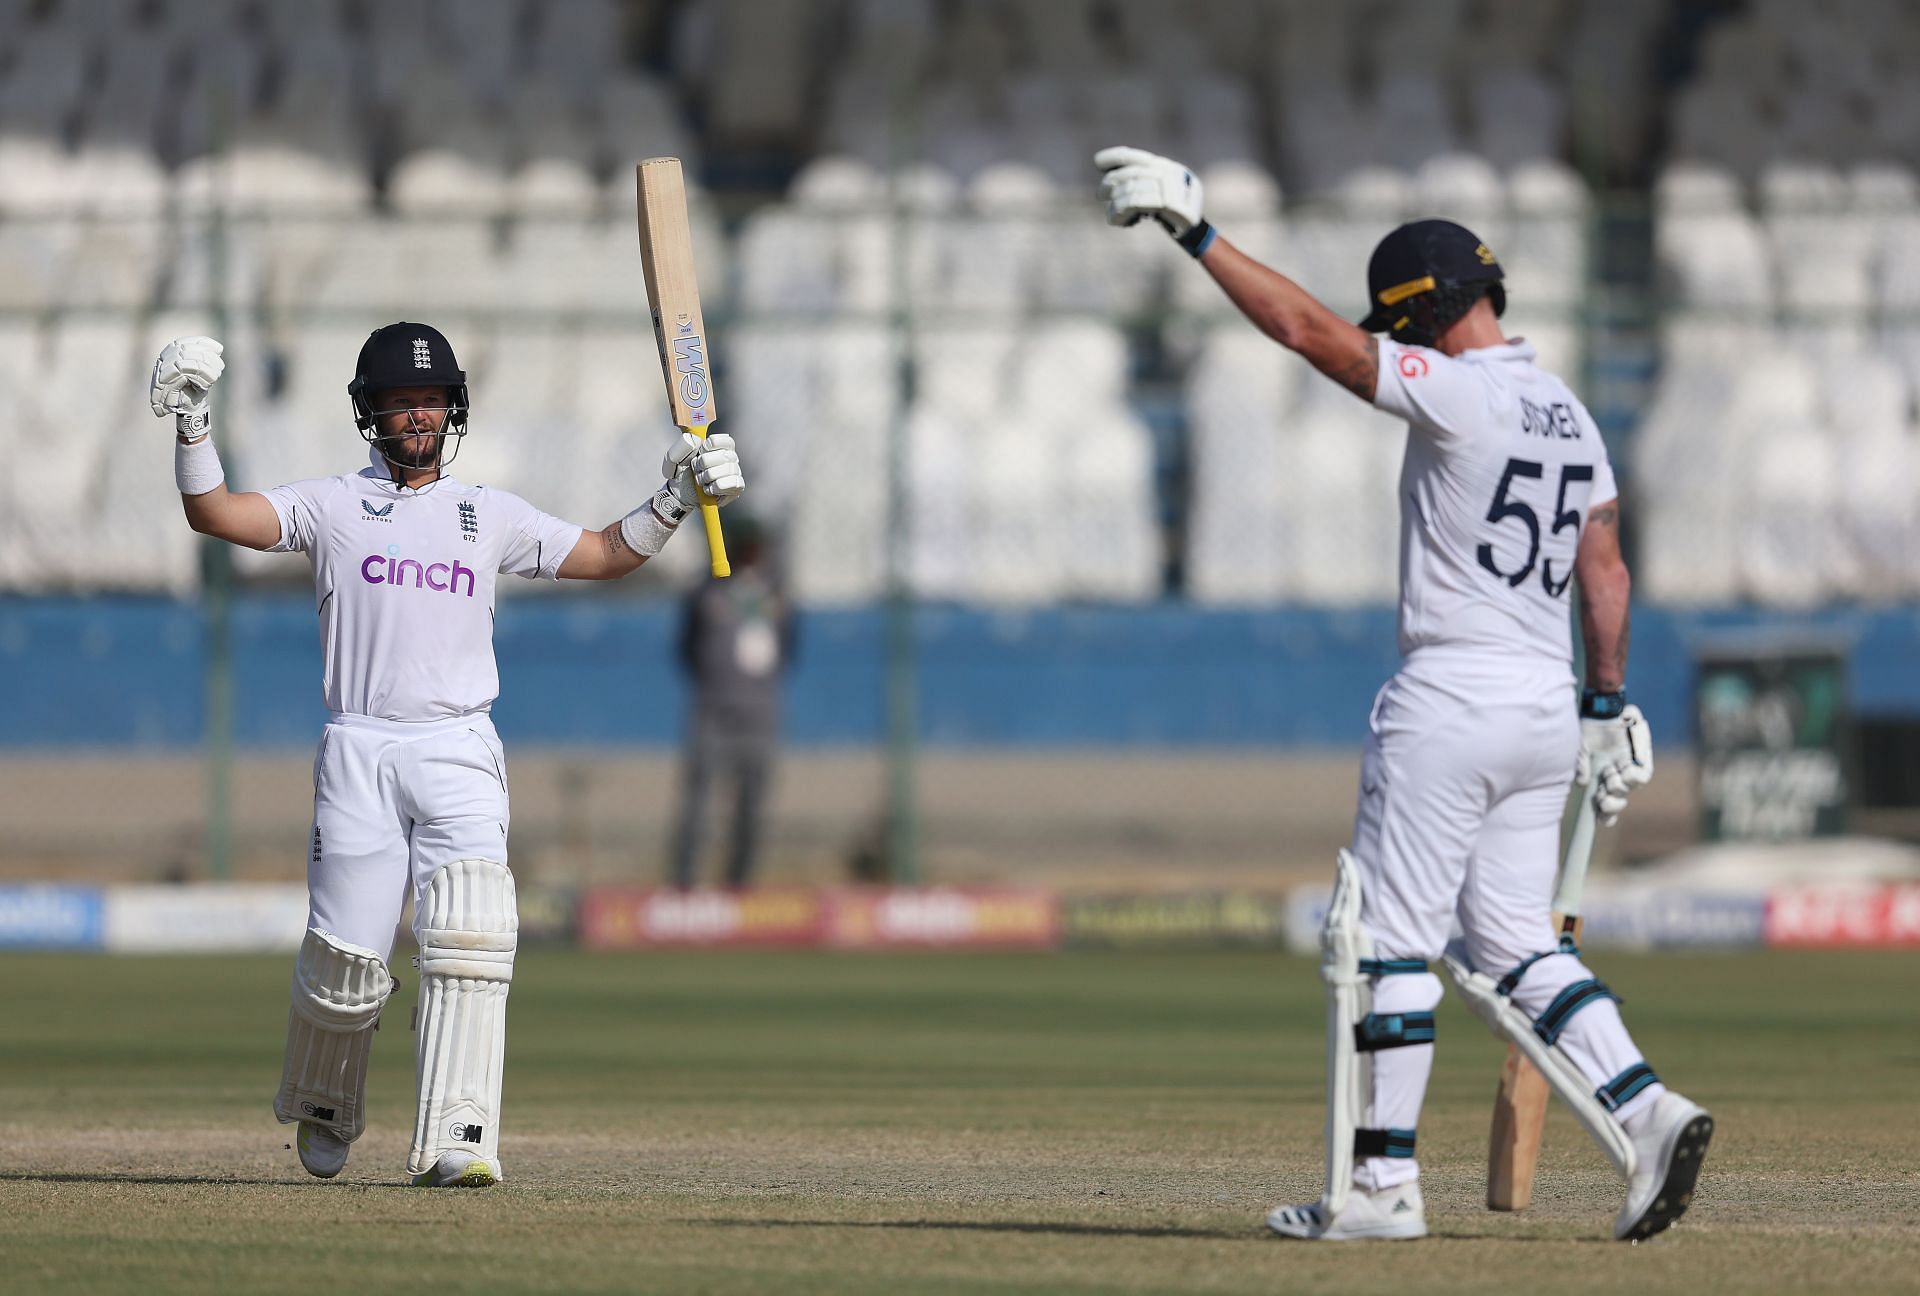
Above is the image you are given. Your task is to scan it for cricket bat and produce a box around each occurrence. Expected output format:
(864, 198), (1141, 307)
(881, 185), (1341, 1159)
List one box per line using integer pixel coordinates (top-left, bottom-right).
(635, 156), (729, 578)
(1486, 780), (1598, 1210)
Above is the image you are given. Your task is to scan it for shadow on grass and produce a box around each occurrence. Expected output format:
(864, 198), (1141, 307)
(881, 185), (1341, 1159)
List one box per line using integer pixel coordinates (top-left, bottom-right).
(0, 1171), (413, 1190)
(684, 1216), (1250, 1241)
(686, 1217), (1608, 1245)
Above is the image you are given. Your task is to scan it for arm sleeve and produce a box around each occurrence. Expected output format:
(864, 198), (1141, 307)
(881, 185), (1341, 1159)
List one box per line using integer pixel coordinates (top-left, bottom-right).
(1370, 337), (1495, 448)
(1586, 399), (1620, 508)
(490, 489), (586, 581)
(262, 479), (329, 553)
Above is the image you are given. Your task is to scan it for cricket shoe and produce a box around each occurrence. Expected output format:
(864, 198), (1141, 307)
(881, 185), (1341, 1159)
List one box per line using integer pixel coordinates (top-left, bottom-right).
(296, 1122), (349, 1179)
(1616, 1091), (1712, 1241)
(1266, 1183), (1427, 1241)
(411, 1150), (500, 1188)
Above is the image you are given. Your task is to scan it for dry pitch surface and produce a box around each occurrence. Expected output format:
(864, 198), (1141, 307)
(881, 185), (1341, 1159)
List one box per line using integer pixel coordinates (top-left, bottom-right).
(2, 949), (1915, 1294)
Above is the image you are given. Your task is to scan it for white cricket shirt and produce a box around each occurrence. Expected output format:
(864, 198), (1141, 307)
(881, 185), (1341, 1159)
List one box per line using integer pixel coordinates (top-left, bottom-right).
(1371, 337), (1618, 672)
(265, 455), (584, 721)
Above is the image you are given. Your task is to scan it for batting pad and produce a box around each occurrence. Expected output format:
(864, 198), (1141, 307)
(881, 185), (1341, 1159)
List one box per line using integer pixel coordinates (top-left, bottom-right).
(407, 858), (518, 1176)
(1319, 850), (1369, 1217)
(1441, 942), (1637, 1180)
(273, 927), (393, 1142)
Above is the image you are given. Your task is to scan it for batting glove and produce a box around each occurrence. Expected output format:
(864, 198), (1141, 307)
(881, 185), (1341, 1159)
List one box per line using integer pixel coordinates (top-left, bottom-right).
(1094, 146), (1214, 256)
(1576, 702), (1653, 826)
(150, 335), (226, 440)
(663, 431), (745, 515)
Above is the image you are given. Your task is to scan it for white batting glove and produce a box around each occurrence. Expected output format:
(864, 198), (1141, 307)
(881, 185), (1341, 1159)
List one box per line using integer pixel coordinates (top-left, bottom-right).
(1094, 146), (1213, 255)
(149, 336), (225, 440)
(663, 431), (745, 513)
(1576, 704), (1653, 826)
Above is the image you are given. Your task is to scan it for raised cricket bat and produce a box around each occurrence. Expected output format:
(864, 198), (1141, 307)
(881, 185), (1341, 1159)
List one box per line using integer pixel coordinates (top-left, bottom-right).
(1486, 781), (1597, 1210)
(635, 156), (729, 578)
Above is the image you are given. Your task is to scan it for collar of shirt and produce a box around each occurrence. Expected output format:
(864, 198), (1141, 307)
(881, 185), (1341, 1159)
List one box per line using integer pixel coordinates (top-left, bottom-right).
(1455, 338), (1539, 365)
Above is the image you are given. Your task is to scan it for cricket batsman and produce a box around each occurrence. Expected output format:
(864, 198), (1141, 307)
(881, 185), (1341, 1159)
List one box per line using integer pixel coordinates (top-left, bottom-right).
(149, 324), (745, 1185)
(1096, 148), (1712, 1241)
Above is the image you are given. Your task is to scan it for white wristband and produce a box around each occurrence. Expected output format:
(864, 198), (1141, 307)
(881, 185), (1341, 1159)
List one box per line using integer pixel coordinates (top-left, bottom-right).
(174, 431), (226, 495)
(618, 484), (686, 557)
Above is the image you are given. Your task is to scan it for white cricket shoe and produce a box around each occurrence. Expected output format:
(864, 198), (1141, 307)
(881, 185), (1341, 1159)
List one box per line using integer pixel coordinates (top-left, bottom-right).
(1266, 1183), (1427, 1241)
(296, 1122), (350, 1179)
(411, 1150), (500, 1188)
(1616, 1091), (1713, 1241)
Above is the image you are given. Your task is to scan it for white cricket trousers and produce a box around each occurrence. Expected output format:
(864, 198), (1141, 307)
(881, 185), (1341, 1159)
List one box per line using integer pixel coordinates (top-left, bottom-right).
(1348, 653), (1663, 1191)
(306, 711), (512, 960)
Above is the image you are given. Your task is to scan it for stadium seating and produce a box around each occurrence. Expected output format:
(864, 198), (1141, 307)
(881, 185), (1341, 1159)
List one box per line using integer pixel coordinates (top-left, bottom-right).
(1, 0), (1913, 612)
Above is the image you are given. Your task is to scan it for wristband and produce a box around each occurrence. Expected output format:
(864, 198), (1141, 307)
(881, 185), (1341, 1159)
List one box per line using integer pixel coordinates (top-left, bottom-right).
(174, 430), (226, 495)
(1580, 689), (1627, 720)
(618, 483), (686, 557)
(1176, 218), (1216, 258)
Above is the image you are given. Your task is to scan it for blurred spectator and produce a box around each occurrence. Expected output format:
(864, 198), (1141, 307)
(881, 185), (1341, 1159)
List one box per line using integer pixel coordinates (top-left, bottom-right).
(668, 515), (794, 888)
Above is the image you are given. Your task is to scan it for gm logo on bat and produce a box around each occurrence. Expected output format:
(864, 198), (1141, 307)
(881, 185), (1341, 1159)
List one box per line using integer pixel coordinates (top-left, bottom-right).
(672, 319), (712, 422)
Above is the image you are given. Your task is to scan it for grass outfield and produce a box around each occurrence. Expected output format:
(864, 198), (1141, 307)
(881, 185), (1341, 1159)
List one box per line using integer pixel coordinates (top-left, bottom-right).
(1, 948), (1915, 1294)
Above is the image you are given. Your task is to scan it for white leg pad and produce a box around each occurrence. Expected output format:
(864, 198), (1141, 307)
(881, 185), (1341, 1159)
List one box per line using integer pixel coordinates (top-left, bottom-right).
(273, 928), (393, 1142)
(1440, 943), (1637, 1180)
(1320, 850), (1370, 1217)
(408, 859), (517, 1177)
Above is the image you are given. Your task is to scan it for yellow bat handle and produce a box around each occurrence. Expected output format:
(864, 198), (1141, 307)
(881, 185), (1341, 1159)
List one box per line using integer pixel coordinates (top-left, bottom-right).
(688, 424), (730, 578)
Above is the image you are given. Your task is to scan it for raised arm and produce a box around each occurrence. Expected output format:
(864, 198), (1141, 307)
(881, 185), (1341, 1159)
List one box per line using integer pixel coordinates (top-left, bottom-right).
(1095, 146), (1378, 402)
(556, 432), (745, 580)
(1199, 236), (1379, 402)
(150, 336), (284, 551)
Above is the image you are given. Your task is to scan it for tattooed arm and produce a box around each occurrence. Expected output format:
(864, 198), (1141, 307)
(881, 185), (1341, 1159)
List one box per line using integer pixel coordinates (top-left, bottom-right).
(1574, 498), (1631, 692)
(556, 519), (651, 580)
(1197, 235), (1379, 402)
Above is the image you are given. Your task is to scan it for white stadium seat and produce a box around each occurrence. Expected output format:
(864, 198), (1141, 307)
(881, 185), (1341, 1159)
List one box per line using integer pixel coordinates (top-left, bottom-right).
(1185, 328), (1298, 603)
(0, 0), (1899, 615)
(0, 320), (52, 589)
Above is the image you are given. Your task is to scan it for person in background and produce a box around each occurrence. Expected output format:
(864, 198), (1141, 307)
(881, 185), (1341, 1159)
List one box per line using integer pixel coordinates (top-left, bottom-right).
(669, 514), (793, 889)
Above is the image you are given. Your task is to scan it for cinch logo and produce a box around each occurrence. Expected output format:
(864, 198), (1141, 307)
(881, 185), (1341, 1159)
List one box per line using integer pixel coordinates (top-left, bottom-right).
(672, 321), (711, 421)
(362, 546), (476, 596)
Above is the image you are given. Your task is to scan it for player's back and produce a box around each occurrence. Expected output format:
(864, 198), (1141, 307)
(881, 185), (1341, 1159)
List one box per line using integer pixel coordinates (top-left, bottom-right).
(1371, 336), (1617, 674)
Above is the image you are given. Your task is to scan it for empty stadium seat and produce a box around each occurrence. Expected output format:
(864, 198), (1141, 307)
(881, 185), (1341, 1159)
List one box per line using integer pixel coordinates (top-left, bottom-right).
(388, 149), (511, 217)
(782, 324), (896, 605)
(904, 404), (977, 601)
(1011, 321), (1161, 601)
(1742, 422), (1838, 608)
(1184, 327), (1300, 603)
(1503, 159), (1589, 313)
(1655, 164), (1775, 313)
